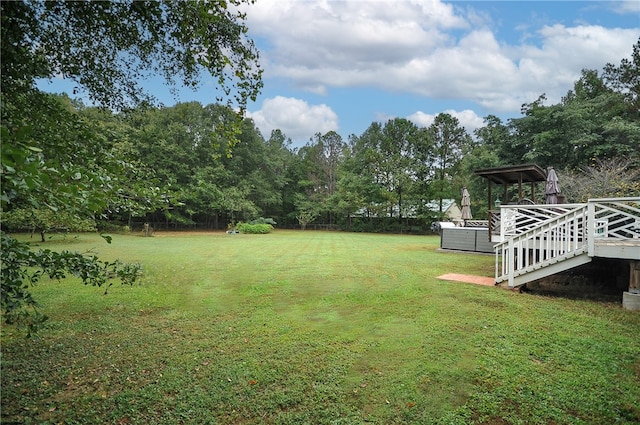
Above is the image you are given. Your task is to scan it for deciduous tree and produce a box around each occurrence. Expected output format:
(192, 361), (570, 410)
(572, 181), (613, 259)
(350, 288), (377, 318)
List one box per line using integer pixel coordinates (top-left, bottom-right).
(428, 113), (471, 213)
(0, 0), (263, 333)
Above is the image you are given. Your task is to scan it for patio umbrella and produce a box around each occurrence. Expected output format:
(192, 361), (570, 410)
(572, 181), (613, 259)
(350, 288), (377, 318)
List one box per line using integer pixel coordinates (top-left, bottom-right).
(461, 187), (472, 222)
(545, 167), (560, 204)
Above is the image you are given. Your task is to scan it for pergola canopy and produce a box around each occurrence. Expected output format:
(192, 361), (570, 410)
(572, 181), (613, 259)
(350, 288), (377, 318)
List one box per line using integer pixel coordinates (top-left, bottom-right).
(475, 164), (547, 185)
(475, 164), (548, 207)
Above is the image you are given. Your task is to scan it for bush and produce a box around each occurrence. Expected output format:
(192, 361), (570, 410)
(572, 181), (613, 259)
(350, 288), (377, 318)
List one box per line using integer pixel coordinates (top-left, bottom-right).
(236, 222), (273, 234)
(96, 221), (131, 233)
(249, 217), (277, 225)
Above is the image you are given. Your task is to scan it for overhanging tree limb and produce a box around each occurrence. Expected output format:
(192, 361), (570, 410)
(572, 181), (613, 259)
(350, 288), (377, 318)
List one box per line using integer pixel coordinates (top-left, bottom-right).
(2, 0), (262, 113)
(0, 0), (263, 333)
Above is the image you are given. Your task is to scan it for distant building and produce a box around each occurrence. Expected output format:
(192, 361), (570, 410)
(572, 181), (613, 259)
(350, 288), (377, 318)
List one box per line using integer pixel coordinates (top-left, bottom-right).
(352, 199), (462, 222)
(424, 199), (462, 223)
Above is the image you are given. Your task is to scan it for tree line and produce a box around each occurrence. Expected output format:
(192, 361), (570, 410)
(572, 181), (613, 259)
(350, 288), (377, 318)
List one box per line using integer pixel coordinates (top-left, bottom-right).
(0, 0), (262, 332)
(6, 41), (638, 236)
(1, 0), (637, 332)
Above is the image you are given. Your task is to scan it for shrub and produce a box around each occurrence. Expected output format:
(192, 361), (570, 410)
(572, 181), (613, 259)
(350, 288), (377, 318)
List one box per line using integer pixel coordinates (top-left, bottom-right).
(249, 217), (277, 225)
(236, 222), (273, 234)
(96, 221), (131, 233)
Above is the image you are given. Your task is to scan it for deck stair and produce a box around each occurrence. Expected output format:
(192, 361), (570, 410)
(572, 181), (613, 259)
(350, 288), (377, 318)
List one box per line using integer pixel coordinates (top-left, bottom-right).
(495, 197), (640, 288)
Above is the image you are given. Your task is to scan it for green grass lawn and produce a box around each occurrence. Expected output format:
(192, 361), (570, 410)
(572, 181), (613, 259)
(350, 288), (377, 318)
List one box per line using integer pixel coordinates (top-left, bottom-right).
(2, 230), (639, 424)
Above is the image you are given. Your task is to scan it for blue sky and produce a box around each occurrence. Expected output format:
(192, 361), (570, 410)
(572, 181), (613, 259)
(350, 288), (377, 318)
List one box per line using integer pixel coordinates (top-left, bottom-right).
(39, 1), (640, 147)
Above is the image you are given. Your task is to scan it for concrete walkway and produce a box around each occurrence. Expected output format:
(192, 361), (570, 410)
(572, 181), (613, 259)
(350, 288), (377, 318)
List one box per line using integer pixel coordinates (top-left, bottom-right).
(436, 273), (496, 287)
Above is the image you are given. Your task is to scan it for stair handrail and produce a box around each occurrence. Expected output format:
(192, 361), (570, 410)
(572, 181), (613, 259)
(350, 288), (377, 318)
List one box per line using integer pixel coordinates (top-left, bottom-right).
(499, 203), (585, 239)
(495, 203), (589, 287)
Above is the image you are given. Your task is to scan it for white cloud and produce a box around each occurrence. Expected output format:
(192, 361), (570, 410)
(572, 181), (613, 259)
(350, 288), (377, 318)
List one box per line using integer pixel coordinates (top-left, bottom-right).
(247, 96), (339, 143)
(406, 111), (436, 128)
(407, 109), (484, 135)
(609, 0), (640, 14)
(242, 1), (639, 114)
(513, 25), (638, 104)
(245, 0), (465, 93)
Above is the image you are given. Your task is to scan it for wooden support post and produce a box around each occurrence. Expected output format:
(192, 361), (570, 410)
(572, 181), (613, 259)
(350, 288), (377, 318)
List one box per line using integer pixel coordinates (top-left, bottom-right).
(623, 260), (640, 311)
(630, 261), (640, 294)
(518, 173), (523, 202)
(530, 181), (535, 202)
(488, 181), (492, 212)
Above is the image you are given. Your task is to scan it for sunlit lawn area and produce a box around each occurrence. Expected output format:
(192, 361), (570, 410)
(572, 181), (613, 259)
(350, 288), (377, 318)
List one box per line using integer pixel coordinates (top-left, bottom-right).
(2, 230), (639, 424)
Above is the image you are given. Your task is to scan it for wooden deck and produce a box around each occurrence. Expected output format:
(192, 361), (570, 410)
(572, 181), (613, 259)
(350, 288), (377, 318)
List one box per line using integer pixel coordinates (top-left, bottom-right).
(493, 197), (640, 288)
(593, 238), (640, 260)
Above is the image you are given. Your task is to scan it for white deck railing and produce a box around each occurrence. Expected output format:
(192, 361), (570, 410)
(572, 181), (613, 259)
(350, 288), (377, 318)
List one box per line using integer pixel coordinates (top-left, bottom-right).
(495, 197), (640, 287)
(463, 219), (489, 228)
(586, 197), (640, 255)
(495, 204), (588, 286)
(496, 204), (584, 238)
(489, 204), (582, 239)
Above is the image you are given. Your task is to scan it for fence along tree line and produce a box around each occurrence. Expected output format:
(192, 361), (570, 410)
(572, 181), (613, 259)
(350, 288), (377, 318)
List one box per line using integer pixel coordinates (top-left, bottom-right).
(4, 44), (639, 235)
(67, 40), (640, 231)
(1, 0), (638, 330)
(0, 0), (262, 333)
